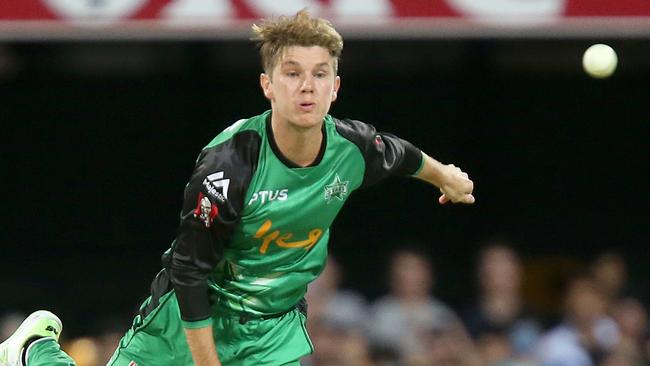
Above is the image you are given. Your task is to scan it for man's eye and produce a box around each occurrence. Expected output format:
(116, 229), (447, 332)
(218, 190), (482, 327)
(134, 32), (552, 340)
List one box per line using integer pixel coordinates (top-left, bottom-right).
(315, 72), (327, 78)
(287, 71), (299, 77)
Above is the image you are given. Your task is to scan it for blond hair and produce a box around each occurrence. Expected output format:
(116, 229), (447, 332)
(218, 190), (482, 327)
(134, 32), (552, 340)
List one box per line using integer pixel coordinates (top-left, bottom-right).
(251, 9), (343, 74)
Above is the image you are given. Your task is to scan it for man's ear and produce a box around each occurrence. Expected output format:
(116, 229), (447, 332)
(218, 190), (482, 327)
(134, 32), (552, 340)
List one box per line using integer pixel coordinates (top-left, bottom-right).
(260, 73), (273, 100)
(332, 75), (341, 102)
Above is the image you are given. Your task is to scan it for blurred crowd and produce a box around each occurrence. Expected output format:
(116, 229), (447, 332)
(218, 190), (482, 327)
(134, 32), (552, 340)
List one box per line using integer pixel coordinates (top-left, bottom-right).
(1, 244), (648, 366)
(302, 246), (648, 366)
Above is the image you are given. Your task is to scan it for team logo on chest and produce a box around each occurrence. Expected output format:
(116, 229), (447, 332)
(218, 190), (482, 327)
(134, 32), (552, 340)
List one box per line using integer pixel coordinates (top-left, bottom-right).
(324, 174), (349, 203)
(254, 219), (323, 254)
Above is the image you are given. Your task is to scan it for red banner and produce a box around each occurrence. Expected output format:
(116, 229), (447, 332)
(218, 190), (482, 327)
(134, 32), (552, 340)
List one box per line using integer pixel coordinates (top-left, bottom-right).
(1, 0), (650, 22)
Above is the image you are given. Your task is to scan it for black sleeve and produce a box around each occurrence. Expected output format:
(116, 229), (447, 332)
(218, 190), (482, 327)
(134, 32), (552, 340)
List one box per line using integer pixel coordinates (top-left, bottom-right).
(169, 131), (261, 324)
(334, 118), (423, 188)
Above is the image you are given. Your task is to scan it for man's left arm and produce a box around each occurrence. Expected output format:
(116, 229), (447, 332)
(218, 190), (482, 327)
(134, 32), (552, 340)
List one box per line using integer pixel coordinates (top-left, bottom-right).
(334, 118), (474, 204)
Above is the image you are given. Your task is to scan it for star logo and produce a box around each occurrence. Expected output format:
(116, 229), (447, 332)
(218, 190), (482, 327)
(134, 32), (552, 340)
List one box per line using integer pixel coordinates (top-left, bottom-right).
(324, 174), (349, 203)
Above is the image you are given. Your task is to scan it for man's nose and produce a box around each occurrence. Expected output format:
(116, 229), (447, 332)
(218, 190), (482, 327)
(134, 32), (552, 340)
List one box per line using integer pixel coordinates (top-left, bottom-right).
(300, 75), (314, 93)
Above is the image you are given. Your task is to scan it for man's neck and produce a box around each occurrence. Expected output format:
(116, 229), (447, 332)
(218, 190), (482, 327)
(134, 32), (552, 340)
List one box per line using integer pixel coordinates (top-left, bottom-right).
(271, 113), (323, 167)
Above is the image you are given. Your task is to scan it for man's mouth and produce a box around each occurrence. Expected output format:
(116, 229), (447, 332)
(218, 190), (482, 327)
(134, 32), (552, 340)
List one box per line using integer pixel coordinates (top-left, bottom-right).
(299, 102), (315, 111)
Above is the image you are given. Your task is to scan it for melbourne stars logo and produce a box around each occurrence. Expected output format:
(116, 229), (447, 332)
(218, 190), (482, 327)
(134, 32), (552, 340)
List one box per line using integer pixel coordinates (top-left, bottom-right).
(324, 174), (349, 203)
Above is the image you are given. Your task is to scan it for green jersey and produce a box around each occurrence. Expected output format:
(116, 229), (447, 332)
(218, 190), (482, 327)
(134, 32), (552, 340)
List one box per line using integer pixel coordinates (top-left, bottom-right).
(142, 110), (422, 328)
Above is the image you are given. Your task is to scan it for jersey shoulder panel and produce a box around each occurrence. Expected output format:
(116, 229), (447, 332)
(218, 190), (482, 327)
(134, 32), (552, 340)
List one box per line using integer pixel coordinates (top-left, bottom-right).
(205, 111), (269, 149)
(195, 127), (264, 219)
(330, 116), (376, 151)
(332, 116), (422, 188)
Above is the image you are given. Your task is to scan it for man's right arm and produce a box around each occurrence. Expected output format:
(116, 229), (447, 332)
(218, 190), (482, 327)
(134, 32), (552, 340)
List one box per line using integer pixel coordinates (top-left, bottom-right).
(169, 148), (230, 365)
(184, 327), (221, 366)
(169, 131), (262, 365)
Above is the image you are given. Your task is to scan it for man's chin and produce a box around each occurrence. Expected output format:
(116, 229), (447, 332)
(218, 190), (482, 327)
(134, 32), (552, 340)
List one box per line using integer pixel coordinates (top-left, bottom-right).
(291, 113), (324, 130)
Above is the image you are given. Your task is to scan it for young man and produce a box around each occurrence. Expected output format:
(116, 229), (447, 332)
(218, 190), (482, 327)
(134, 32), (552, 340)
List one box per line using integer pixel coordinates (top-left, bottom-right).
(0, 9), (474, 366)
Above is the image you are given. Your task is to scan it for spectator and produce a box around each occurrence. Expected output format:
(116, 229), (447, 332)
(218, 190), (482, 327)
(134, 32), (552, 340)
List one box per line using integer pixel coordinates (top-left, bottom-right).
(610, 297), (649, 365)
(462, 244), (541, 362)
(306, 256), (369, 330)
(304, 256), (372, 366)
(421, 314), (483, 366)
(306, 316), (374, 366)
(590, 251), (628, 306)
(368, 248), (456, 365)
(534, 274), (619, 366)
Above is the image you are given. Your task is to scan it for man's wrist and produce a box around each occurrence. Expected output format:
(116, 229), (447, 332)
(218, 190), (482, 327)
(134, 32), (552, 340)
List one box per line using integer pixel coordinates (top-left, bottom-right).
(415, 153), (448, 188)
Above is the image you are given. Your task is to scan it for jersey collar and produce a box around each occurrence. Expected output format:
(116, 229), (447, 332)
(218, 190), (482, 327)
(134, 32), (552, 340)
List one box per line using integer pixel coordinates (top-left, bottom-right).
(265, 112), (327, 169)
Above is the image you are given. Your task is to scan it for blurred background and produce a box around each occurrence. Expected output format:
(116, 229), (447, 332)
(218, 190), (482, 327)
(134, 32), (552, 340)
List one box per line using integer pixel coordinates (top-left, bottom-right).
(1, 1), (649, 366)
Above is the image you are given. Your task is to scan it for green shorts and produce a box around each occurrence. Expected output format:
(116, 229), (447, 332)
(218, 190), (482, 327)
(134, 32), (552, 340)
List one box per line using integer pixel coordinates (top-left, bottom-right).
(107, 292), (313, 366)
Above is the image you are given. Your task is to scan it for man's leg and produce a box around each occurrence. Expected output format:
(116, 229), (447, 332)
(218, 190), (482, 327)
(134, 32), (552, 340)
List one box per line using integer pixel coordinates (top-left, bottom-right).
(106, 292), (193, 366)
(24, 339), (75, 366)
(214, 308), (313, 366)
(0, 310), (75, 366)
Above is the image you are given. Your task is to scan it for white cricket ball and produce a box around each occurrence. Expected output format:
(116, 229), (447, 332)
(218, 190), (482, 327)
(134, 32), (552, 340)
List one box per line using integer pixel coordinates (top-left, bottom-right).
(582, 44), (618, 79)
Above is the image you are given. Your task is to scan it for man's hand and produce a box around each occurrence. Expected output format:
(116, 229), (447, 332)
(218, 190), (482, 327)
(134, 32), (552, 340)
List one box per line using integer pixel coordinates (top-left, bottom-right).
(414, 153), (475, 205)
(438, 164), (475, 205)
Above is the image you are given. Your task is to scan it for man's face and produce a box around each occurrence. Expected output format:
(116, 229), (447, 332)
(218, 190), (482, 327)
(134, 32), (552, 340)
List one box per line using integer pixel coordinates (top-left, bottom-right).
(260, 46), (340, 130)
